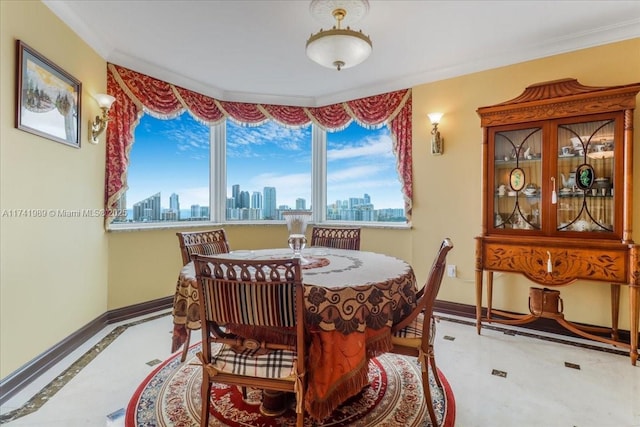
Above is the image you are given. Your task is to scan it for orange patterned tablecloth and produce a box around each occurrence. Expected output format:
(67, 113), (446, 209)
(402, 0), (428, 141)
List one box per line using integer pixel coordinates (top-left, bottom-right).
(171, 248), (417, 421)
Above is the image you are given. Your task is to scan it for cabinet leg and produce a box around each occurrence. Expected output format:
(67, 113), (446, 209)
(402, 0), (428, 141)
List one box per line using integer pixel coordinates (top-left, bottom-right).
(475, 269), (483, 334)
(610, 284), (620, 341)
(630, 284), (639, 365)
(486, 271), (494, 321)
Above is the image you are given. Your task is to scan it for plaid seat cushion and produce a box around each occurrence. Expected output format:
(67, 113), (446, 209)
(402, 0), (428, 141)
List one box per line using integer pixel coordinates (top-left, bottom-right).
(391, 313), (436, 348)
(210, 344), (297, 380)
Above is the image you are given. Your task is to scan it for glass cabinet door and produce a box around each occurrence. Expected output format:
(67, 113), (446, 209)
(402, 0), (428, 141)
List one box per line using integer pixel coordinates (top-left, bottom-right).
(492, 127), (543, 231)
(555, 119), (615, 234)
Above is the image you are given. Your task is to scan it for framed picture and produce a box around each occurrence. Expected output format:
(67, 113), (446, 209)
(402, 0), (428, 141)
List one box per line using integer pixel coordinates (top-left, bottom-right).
(509, 167), (525, 191)
(15, 40), (82, 148)
(576, 164), (595, 190)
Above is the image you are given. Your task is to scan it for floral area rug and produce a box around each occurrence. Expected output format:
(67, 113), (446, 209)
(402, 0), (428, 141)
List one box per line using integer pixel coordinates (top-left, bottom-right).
(126, 344), (455, 427)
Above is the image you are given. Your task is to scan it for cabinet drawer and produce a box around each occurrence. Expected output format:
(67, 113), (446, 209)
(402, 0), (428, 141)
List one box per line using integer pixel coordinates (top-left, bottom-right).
(482, 242), (628, 285)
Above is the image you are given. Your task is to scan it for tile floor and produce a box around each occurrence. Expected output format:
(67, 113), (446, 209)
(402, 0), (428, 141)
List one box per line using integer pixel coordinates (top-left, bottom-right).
(1, 310), (639, 427)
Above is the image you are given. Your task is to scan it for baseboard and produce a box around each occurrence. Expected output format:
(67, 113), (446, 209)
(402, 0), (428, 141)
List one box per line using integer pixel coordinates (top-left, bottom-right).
(106, 295), (174, 324)
(0, 296), (173, 406)
(433, 300), (633, 344)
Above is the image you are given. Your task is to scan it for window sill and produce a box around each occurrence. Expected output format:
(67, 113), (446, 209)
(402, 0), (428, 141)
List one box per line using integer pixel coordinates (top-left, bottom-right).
(107, 220), (411, 232)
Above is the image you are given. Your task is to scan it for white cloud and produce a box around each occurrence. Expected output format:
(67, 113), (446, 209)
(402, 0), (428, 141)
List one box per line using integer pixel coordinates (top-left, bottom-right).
(227, 122), (310, 153)
(327, 134), (394, 161)
(327, 165), (383, 182)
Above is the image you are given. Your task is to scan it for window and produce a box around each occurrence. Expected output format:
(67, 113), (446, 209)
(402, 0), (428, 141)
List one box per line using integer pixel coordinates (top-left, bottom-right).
(327, 122), (405, 222)
(118, 116), (405, 225)
(104, 66), (412, 227)
(115, 113), (210, 223)
(225, 121), (312, 221)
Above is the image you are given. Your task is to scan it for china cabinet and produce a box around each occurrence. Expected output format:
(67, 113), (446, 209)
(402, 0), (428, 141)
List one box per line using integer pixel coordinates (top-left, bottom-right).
(475, 78), (640, 364)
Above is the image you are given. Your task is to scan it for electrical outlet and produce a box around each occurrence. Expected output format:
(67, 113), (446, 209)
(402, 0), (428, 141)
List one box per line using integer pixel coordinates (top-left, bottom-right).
(447, 264), (456, 278)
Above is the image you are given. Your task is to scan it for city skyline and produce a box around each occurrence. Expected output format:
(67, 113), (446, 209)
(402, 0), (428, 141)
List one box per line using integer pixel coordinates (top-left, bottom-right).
(125, 113), (405, 215)
(125, 186), (403, 222)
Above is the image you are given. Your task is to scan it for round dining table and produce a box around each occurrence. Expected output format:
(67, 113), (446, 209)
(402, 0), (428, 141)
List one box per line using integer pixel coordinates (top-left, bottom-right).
(171, 247), (418, 420)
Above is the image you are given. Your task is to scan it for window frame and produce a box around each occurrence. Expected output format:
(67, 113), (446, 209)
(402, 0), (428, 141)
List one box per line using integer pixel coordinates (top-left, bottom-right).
(109, 119), (409, 230)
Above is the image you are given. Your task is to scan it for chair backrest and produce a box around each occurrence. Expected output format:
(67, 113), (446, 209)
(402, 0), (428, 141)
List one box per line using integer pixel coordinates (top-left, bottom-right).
(192, 255), (305, 357)
(194, 255), (306, 426)
(420, 237), (453, 310)
(393, 238), (454, 335)
(310, 226), (361, 250)
(176, 229), (230, 265)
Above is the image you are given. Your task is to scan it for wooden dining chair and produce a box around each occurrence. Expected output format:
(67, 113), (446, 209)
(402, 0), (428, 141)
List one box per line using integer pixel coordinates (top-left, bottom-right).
(176, 228), (230, 266)
(390, 237), (453, 427)
(176, 229), (230, 362)
(310, 226), (361, 250)
(192, 255), (307, 427)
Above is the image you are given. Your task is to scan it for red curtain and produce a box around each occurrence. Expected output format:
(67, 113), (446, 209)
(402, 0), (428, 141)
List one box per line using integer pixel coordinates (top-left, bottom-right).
(105, 63), (413, 224)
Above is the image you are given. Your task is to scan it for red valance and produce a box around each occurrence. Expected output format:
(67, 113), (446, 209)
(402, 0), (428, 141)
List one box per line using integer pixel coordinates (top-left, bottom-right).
(105, 63), (413, 224)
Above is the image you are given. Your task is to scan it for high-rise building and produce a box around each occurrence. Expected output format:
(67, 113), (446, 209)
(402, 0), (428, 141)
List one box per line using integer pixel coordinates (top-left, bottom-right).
(251, 191), (262, 210)
(263, 187), (276, 220)
(190, 204), (201, 220)
(247, 208), (262, 220)
(295, 198), (306, 209)
(133, 192), (161, 222)
(169, 193), (180, 220)
(239, 191), (250, 209)
(113, 193), (128, 222)
(200, 206), (209, 219)
(162, 209), (178, 221)
(232, 184), (241, 208)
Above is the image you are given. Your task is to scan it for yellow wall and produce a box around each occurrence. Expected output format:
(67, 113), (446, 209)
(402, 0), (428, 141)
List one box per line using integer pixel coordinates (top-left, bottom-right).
(1, 0), (639, 380)
(1, 1), (109, 377)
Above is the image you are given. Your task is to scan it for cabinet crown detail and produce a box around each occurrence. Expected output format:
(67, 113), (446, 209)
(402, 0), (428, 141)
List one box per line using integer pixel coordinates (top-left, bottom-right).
(477, 78), (640, 127)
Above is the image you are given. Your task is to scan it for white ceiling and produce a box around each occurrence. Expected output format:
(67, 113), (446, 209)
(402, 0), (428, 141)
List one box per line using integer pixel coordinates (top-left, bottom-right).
(44, 0), (640, 107)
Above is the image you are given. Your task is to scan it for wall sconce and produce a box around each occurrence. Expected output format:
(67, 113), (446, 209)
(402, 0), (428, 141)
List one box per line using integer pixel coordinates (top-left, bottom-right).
(89, 93), (116, 144)
(428, 112), (444, 155)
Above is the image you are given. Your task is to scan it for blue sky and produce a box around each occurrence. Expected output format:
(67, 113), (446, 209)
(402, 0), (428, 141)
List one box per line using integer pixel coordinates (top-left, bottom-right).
(126, 112), (404, 211)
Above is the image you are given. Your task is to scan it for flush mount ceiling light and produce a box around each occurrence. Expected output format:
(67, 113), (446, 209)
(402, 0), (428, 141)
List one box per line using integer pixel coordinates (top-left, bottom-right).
(306, 0), (372, 71)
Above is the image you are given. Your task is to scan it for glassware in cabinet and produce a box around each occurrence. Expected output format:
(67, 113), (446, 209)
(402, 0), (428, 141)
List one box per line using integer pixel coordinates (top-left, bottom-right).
(491, 126), (542, 231)
(555, 119), (616, 234)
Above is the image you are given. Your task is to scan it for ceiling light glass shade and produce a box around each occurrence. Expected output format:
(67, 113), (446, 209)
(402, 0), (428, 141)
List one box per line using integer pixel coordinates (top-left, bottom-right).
(306, 28), (372, 71)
